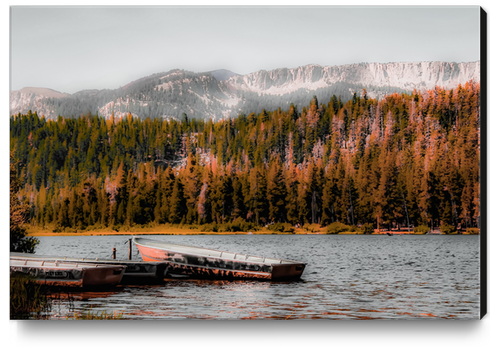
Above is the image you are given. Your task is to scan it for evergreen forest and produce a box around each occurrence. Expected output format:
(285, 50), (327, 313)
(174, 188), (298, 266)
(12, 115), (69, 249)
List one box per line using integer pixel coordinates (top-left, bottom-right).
(10, 82), (480, 233)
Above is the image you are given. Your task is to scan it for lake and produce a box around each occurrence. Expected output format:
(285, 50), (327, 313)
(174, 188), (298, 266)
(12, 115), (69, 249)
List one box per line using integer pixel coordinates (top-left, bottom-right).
(33, 234), (480, 320)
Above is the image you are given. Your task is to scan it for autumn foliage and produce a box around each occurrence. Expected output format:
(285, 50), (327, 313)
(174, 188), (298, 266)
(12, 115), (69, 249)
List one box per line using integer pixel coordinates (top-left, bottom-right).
(10, 82), (480, 231)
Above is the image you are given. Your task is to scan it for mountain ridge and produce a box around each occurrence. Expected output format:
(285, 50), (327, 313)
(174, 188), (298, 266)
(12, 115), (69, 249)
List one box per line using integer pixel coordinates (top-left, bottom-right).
(10, 61), (480, 121)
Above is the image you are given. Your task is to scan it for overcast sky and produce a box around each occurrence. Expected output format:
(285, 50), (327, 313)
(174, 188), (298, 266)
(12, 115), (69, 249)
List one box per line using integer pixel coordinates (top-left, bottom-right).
(10, 6), (481, 94)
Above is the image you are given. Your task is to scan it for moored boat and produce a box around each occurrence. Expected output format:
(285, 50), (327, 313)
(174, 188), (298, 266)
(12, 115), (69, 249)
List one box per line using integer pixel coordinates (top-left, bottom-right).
(10, 258), (126, 287)
(133, 236), (306, 281)
(10, 253), (167, 285)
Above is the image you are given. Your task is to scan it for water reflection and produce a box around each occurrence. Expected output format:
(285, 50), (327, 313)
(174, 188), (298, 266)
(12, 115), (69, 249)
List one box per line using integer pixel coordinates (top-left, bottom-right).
(33, 234), (480, 319)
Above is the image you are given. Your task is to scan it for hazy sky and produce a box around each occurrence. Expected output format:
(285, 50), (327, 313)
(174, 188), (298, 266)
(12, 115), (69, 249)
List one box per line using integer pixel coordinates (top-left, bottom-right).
(10, 6), (481, 94)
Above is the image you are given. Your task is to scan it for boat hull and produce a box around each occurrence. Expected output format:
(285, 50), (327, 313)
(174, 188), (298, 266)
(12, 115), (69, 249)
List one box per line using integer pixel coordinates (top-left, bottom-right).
(134, 237), (306, 281)
(118, 262), (167, 284)
(10, 253), (166, 285)
(10, 259), (125, 288)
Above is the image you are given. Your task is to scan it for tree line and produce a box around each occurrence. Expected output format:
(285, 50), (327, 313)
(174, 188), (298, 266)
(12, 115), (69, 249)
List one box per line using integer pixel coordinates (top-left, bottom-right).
(10, 81), (480, 232)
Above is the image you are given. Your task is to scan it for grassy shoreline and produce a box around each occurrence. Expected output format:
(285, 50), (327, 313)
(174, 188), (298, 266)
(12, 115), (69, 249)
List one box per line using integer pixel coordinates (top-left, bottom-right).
(25, 224), (309, 237)
(24, 223), (351, 237)
(24, 224), (477, 237)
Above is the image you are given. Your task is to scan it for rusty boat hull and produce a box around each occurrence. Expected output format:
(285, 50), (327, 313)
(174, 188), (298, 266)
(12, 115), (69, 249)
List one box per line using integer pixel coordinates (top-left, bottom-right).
(133, 236), (306, 281)
(10, 253), (167, 285)
(10, 258), (126, 288)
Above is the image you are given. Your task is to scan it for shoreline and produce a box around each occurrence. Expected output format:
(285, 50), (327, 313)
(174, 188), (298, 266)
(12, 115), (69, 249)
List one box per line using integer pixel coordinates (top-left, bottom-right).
(26, 229), (319, 237)
(25, 227), (474, 237)
(24, 225), (307, 237)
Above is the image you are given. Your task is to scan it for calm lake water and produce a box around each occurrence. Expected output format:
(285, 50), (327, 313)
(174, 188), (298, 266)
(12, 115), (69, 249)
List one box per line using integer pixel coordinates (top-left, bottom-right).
(33, 234), (480, 320)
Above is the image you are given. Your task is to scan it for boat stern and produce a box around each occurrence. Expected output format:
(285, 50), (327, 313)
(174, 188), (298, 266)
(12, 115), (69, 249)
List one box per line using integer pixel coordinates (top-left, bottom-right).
(270, 262), (306, 280)
(82, 265), (126, 286)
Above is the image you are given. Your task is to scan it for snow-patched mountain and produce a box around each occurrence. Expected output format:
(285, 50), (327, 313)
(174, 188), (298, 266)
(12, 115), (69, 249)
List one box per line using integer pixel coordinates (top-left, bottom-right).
(226, 61), (480, 95)
(10, 87), (70, 118)
(210, 69), (238, 81)
(10, 61), (480, 121)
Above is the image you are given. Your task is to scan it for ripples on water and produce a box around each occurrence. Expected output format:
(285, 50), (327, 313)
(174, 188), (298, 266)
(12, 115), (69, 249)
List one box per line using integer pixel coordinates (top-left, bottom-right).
(34, 234), (480, 320)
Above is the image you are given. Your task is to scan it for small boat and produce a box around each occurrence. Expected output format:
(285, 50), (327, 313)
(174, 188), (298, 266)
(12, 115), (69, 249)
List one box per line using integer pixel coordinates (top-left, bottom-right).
(10, 253), (167, 285)
(133, 236), (306, 281)
(10, 258), (126, 288)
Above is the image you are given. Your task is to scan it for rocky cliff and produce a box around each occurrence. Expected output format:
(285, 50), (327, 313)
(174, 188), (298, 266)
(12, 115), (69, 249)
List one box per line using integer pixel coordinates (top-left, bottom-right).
(226, 61), (480, 95)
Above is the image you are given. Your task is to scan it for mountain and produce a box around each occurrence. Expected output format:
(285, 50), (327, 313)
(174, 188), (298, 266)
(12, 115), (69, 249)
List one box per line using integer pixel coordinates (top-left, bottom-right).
(10, 61), (480, 121)
(226, 62), (480, 95)
(10, 87), (70, 118)
(210, 69), (238, 81)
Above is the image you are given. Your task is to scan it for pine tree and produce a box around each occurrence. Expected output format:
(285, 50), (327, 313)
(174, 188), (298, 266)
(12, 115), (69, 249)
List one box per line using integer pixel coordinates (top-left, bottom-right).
(197, 167), (212, 223)
(168, 177), (185, 224)
(182, 152), (202, 224)
(231, 173), (246, 220)
(267, 158), (287, 222)
(159, 168), (175, 223)
(285, 164), (299, 225)
(98, 184), (109, 226)
(322, 163), (336, 225)
(297, 168), (309, 225)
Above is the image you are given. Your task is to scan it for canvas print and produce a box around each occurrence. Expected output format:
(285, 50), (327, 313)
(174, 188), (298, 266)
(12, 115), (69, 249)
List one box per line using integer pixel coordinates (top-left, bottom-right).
(9, 6), (483, 320)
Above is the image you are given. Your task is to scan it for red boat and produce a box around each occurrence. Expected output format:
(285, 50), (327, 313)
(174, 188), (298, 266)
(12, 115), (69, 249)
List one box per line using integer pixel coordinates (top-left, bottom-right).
(133, 236), (306, 281)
